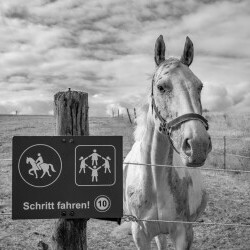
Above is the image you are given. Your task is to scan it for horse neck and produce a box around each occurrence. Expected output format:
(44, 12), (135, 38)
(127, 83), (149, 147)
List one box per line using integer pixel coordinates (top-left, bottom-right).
(29, 158), (36, 166)
(140, 108), (173, 166)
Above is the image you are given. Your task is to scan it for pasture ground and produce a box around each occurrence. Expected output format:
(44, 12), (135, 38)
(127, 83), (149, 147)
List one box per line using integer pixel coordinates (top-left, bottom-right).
(0, 114), (249, 250)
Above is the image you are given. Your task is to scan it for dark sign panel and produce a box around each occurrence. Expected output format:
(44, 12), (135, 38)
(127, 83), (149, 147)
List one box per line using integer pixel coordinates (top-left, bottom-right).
(12, 136), (123, 220)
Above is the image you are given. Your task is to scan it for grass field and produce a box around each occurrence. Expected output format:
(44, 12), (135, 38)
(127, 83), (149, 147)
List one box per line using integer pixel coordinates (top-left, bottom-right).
(0, 114), (250, 249)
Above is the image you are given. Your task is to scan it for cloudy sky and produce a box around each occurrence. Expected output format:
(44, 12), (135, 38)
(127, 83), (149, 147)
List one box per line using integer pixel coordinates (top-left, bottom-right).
(0, 0), (249, 116)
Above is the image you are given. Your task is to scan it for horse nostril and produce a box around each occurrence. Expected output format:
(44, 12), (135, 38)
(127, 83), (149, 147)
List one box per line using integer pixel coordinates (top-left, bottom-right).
(182, 138), (192, 157)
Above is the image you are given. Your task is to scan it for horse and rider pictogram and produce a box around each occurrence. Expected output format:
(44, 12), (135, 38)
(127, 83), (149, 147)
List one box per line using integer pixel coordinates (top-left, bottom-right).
(18, 144), (62, 188)
(75, 146), (116, 186)
(26, 153), (56, 179)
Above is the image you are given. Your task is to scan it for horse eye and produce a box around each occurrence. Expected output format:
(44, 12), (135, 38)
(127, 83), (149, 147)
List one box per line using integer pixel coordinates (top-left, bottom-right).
(198, 85), (203, 94)
(199, 84), (203, 90)
(157, 85), (165, 93)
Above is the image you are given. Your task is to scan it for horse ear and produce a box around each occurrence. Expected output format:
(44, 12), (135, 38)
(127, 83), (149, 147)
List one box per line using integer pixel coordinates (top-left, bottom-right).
(154, 35), (166, 66)
(181, 36), (194, 66)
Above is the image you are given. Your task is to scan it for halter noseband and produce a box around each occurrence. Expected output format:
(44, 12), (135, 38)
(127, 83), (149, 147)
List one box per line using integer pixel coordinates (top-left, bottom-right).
(151, 80), (209, 154)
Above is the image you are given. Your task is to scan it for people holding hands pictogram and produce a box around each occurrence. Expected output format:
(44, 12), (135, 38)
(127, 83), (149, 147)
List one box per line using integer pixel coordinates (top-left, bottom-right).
(79, 156), (89, 174)
(89, 149), (102, 165)
(101, 156), (111, 173)
(78, 149), (112, 183)
(88, 165), (102, 182)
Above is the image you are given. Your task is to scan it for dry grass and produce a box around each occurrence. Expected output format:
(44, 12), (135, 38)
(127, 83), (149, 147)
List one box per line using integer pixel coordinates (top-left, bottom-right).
(0, 113), (249, 250)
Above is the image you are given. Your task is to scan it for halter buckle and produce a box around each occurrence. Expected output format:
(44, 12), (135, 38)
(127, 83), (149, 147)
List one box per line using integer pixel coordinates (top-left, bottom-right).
(159, 122), (169, 134)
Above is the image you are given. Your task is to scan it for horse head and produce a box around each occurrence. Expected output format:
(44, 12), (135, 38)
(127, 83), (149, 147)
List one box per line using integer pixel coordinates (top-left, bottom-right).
(152, 35), (212, 167)
(26, 157), (35, 165)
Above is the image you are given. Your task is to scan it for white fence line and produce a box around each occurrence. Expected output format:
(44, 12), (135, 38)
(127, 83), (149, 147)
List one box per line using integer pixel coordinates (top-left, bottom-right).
(1, 213), (249, 228)
(0, 137), (249, 228)
(1, 152), (250, 171)
(212, 151), (250, 160)
(122, 215), (250, 228)
(1, 158), (250, 173)
(123, 162), (250, 173)
(0, 168), (249, 229)
(211, 136), (248, 140)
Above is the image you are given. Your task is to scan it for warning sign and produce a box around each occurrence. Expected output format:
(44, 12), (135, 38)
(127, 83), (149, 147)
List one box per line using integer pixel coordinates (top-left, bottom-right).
(12, 136), (123, 220)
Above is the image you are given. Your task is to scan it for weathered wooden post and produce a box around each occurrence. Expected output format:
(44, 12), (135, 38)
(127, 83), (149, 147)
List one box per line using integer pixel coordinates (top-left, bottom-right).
(126, 108), (132, 124)
(52, 88), (88, 250)
(223, 136), (226, 169)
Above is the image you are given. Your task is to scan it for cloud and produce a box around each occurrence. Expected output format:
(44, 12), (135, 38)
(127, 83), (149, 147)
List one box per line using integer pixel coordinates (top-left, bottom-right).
(201, 82), (232, 111)
(0, 99), (52, 115)
(230, 92), (250, 113)
(3, 4), (30, 20)
(0, 0), (249, 115)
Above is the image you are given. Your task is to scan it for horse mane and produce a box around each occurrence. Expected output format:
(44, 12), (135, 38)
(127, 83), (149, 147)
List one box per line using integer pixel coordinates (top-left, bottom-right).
(134, 57), (180, 142)
(134, 101), (150, 141)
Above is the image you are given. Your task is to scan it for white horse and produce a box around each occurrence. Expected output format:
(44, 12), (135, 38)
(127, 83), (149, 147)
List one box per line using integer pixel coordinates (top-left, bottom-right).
(123, 35), (212, 250)
(26, 157), (56, 179)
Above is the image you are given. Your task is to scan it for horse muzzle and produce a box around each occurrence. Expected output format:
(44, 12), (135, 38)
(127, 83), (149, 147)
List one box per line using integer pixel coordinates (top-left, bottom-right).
(180, 126), (212, 167)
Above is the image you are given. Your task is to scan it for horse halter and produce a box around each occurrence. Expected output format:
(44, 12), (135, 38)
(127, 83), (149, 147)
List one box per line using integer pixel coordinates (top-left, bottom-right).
(151, 79), (209, 154)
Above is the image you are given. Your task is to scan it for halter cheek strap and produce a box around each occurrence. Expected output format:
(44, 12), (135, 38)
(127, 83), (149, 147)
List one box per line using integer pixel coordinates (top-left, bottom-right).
(151, 92), (209, 154)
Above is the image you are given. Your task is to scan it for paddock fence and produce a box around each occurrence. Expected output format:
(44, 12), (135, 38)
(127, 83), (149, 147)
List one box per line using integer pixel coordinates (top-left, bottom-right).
(209, 135), (250, 171)
(0, 117), (250, 250)
(123, 109), (250, 170)
(1, 161), (250, 228)
(1, 143), (250, 229)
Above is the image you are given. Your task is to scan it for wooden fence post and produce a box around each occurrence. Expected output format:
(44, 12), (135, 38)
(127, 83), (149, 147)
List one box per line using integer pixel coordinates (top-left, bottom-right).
(52, 89), (89, 250)
(126, 108), (132, 124)
(223, 136), (226, 169)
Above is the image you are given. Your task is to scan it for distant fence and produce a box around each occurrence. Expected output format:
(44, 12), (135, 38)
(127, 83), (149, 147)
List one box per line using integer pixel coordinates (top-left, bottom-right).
(121, 110), (250, 169)
(112, 108), (137, 124)
(210, 136), (250, 170)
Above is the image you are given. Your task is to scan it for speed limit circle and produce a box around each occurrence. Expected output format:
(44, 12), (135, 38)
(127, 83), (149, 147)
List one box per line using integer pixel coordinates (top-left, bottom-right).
(94, 195), (111, 212)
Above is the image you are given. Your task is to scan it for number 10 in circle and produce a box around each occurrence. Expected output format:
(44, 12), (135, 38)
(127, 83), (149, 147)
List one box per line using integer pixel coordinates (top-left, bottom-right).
(94, 195), (111, 212)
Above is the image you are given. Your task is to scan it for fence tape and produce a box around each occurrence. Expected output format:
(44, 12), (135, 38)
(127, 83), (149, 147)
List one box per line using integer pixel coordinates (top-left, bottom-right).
(1, 158), (249, 173)
(123, 162), (250, 173)
(1, 213), (249, 228)
(122, 215), (250, 228)
(212, 151), (250, 160)
(226, 153), (250, 159)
